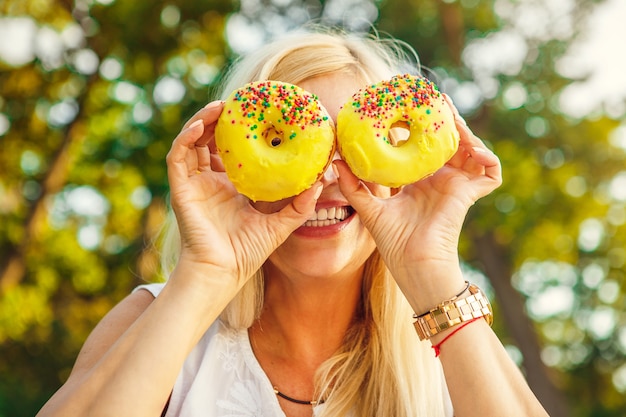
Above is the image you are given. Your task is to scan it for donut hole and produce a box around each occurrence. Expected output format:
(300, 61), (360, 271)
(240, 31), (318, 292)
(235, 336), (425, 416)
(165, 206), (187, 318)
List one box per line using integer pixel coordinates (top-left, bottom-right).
(388, 121), (410, 146)
(263, 127), (284, 147)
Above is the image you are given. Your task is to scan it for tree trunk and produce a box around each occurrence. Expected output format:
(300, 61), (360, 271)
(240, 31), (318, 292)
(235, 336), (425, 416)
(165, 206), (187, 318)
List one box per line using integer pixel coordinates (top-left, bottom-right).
(473, 231), (570, 417)
(0, 87), (90, 293)
(437, 0), (465, 67)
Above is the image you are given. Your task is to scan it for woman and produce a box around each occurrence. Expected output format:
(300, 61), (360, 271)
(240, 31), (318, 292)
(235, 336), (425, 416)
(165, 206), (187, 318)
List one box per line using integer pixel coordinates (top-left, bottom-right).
(37, 29), (549, 417)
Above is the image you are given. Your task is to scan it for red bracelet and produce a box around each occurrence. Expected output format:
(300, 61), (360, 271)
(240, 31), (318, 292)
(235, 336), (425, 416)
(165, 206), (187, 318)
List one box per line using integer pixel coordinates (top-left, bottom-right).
(431, 317), (482, 357)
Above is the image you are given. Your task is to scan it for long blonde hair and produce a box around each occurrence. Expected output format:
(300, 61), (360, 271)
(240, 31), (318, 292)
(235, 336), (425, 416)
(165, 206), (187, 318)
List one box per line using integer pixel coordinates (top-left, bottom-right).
(160, 28), (448, 417)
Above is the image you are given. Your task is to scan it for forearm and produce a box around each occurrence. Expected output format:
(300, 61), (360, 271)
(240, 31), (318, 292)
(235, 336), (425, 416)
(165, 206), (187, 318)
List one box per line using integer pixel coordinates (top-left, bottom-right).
(38, 264), (238, 417)
(436, 320), (548, 417)
(395, 261), (548, 416)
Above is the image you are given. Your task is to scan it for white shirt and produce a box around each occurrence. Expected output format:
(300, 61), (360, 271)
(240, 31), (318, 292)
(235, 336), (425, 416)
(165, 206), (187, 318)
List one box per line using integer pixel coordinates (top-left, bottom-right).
(137, 283), (304, 417)
(136, 283), (453, 417)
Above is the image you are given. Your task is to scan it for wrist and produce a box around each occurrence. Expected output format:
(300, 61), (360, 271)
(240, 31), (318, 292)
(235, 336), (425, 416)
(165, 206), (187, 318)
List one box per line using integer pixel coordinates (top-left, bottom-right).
(412, 283), (493, 342)
(148, 273), (238, 344)
(167, 261), (241, 309)
(393, 259), (466, 314)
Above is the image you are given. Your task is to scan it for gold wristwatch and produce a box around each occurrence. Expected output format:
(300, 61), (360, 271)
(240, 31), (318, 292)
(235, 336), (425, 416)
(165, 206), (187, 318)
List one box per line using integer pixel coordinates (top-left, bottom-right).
(413, 284), (493, 341)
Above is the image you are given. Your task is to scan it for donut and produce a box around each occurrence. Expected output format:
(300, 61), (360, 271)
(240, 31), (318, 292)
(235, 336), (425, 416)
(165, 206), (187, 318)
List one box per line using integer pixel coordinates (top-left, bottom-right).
(215, 80), (335, 202)
(336, 74), (459, 187)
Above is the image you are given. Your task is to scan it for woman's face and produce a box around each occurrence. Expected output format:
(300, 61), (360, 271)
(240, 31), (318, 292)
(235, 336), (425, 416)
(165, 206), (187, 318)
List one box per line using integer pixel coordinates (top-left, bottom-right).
(253, 71), (391, 281)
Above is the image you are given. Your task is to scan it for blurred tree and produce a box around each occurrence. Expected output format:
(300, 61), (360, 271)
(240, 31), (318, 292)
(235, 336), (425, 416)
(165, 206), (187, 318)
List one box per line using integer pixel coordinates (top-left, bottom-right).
(0, 0), (234, 414)
(375, 0), (626, 416)
(1, 0), (625, 416)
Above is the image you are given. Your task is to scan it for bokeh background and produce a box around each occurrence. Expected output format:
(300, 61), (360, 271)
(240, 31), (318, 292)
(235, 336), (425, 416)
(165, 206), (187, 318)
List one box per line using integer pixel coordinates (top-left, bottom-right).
(1, 0), (626, 416)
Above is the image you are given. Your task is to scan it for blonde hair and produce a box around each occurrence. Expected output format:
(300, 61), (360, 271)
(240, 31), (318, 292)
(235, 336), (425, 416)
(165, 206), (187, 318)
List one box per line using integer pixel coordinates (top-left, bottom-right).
(161, 27), (447, 417)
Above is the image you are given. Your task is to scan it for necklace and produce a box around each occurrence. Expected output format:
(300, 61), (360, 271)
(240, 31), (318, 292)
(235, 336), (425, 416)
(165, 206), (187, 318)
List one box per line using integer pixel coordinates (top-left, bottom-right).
(273, 386), (321, 406)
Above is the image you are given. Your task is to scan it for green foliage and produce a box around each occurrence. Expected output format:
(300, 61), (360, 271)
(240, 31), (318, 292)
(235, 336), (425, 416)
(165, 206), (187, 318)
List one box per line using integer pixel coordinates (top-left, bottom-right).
(0, 0), (234, 413)
(1, 0), (625, 416)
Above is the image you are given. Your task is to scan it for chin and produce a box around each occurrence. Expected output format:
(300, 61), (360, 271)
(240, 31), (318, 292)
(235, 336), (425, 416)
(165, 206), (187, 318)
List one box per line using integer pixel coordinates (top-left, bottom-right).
(267, 239), (375, 282)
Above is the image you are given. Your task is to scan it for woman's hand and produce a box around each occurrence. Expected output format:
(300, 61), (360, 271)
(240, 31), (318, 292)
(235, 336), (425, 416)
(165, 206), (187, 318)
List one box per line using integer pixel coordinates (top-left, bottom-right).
(166, 101), (322, 291)
(334, 97), (501, 308)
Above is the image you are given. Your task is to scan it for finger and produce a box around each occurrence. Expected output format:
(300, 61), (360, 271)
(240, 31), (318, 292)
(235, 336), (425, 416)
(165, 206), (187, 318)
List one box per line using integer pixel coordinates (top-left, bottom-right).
(457, 148), (485, 177)
(452, 142), (502, 194)
(207, 120), (222, 170)
(454, 148), (502, 203)
(178, 101), (224, 155)
(196, 143), (212, 172)
(469, 146), (502, 183)
(332, 160), (381, 215)
(290, 182), (323, 217)
(166, 120), (205, 188)
(173, 101), (225, 175)
(210, 153), (226, 172)
(192, 102), (225, 148)
(443, 94), (486, 149)
(182, 101), (224, 130)
(445, 143), (471, 168)
(198, 103), (225, 172)
(443, 94), (466, 128)
(266, 183), (323, 239)
(456, 120), (489, 152)
(443, 95), (482, 166)
(444, 94), (500, 178)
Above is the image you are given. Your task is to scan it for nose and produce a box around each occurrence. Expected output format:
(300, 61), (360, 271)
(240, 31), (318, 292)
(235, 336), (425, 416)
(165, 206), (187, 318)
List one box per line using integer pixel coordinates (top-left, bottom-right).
(321, 151), (341, 185)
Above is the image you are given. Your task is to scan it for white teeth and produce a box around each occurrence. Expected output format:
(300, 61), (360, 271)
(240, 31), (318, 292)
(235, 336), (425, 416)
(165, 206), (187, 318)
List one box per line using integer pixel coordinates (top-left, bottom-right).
(304, 206), (349, 227)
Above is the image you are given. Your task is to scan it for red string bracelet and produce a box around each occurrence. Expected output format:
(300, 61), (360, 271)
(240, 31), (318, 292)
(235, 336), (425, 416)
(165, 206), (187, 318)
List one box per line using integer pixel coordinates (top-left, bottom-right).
(431, 317), (482, 357)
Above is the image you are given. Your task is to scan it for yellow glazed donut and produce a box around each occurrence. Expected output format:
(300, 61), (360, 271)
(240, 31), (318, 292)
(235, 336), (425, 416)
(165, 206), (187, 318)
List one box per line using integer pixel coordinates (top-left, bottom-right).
(337, 74), (460, 187)
(215, 80), (335, 202)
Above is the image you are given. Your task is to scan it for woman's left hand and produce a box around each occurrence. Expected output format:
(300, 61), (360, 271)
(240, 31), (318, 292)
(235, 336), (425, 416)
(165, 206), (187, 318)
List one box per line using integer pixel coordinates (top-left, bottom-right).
(334, 98), (501, 308)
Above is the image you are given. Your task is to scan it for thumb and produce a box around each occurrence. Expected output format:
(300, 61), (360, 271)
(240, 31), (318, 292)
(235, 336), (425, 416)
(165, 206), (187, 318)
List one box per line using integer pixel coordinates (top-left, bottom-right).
(332, 160), (380, 216)
(265, 182), (323, 238)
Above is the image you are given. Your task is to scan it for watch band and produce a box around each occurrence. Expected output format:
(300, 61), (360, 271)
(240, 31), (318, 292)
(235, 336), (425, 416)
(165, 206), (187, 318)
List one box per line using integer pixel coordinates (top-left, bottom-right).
(413, 284), (493, 341)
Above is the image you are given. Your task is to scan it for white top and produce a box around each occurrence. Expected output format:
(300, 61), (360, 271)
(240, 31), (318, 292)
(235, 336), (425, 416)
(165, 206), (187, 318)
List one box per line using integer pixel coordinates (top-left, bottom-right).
(135, 283), (453, 417)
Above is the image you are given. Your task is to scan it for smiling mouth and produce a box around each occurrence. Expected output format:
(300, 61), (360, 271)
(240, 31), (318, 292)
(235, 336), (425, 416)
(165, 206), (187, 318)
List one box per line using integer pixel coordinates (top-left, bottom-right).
(303, 206), (353, 227)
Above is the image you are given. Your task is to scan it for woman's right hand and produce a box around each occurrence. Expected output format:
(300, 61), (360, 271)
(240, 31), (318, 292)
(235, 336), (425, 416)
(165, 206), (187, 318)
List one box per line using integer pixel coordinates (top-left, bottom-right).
(166, 101), (322, 292)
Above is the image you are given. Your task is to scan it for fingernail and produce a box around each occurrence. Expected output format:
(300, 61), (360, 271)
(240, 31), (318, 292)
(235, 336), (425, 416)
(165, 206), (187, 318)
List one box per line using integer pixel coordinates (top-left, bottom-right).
(313, 183), (323, 200)
(189, 120), (203, 130)
(204, 100), (223, 109)
(472, 146), (493, 154)
(331, 162), (340, 179)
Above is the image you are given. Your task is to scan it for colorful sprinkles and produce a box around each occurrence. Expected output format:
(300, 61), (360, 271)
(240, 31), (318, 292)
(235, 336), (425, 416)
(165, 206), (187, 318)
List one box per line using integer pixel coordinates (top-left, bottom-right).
(227, 81), (329, 140)
(216, 79), (336, 202)
(347, 74), (444, 143)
